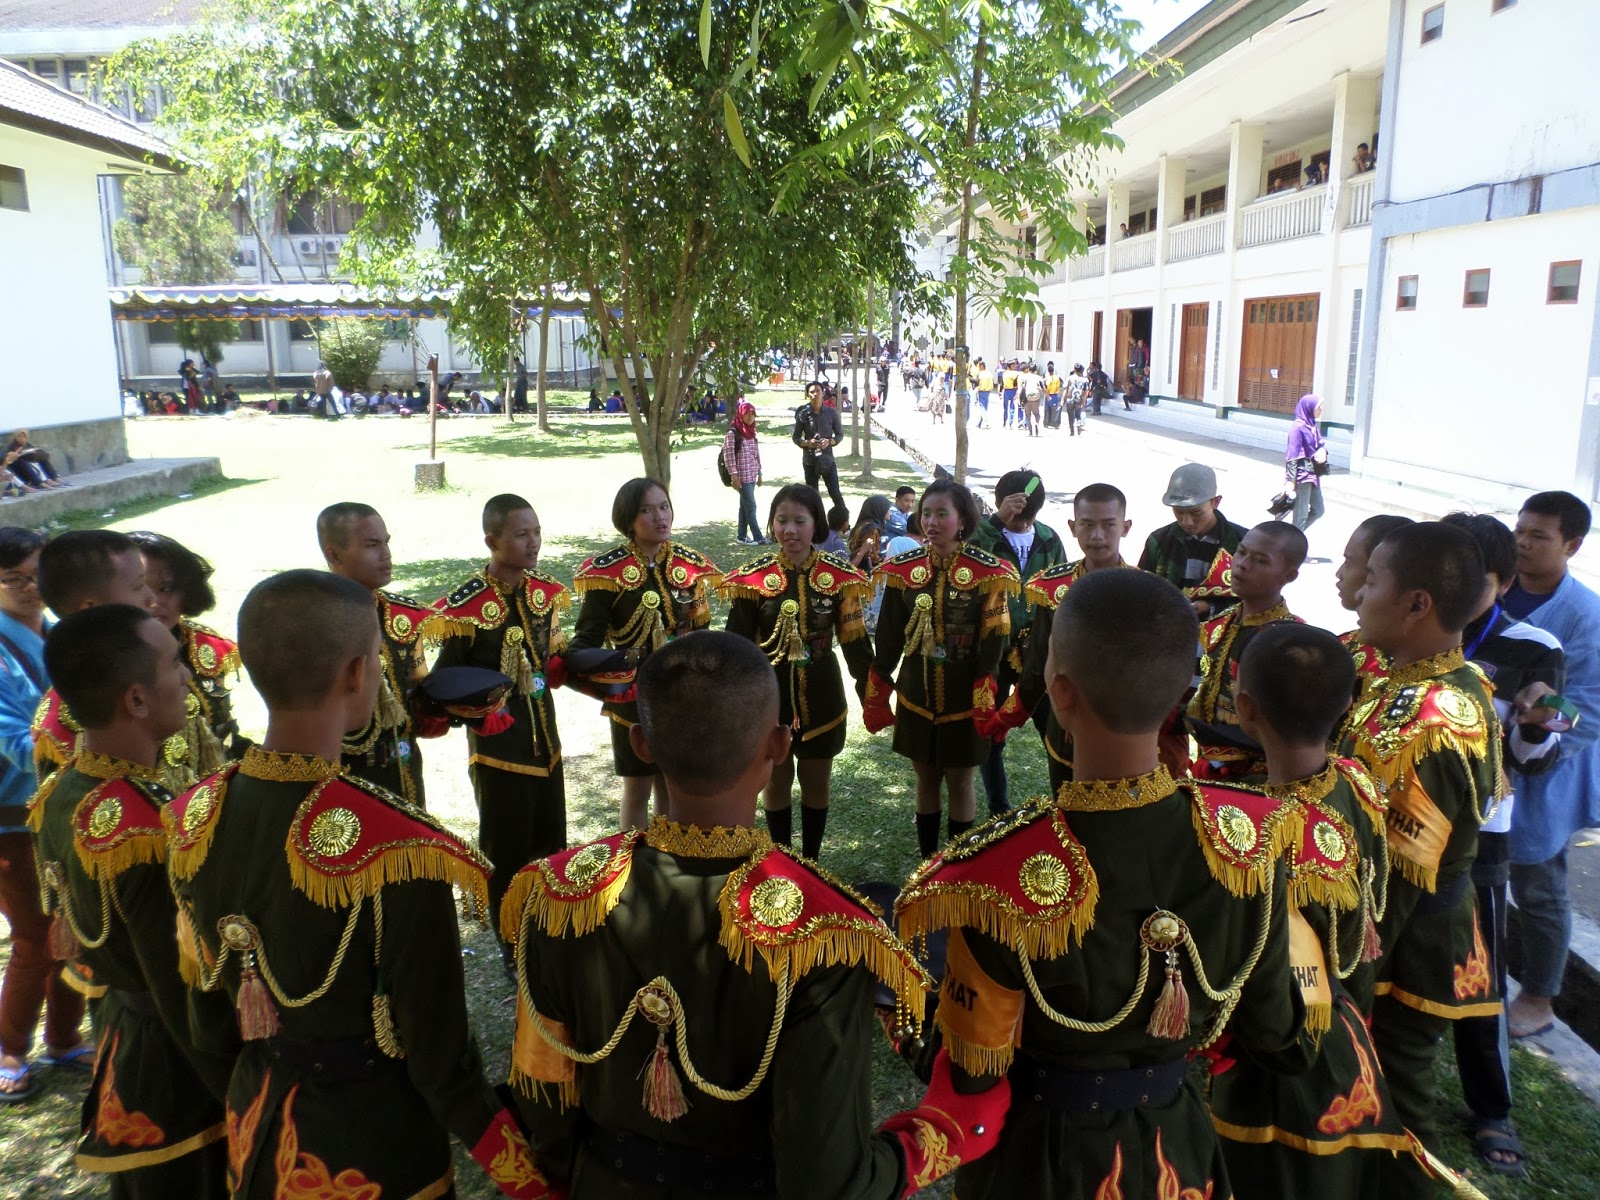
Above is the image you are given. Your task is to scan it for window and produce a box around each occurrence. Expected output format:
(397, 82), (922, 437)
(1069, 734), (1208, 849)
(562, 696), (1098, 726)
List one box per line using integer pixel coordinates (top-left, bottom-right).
(1200, 186), (1227, 217)
(1396, 275), (1418, 310)
(1548, 261), (1582, 304)
(1265, 161), (1301, 195)
(30, 59), (60, 84)
(145, 322), (178, 344)
(1183, 195), (1196, 221)
(63, 59), (89, 96)
(1462, 269), (1491, 308)
(287, 319), (319, 342)
(1421, 4), (1444, 43)
(1022, 224), (1038, 259)
(383, 318), (412, 342)
(0, 165), (28, 211)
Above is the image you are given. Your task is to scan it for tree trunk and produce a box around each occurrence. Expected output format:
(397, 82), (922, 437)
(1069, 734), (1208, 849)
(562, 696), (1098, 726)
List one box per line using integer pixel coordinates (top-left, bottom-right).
(850, 307), (860, 458)
(536, 284), (553, 433)
(861, 274), (875, 481)
(503, 309), (516, 423)
(953, 26), (989, 485)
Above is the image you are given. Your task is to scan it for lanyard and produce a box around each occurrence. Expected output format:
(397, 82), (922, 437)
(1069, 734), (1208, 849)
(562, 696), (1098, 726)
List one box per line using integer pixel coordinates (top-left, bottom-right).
(1464, 604), (1500, 662)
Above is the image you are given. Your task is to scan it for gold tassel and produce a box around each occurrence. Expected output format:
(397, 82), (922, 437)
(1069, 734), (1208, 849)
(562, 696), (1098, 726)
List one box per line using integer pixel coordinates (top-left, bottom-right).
(373, 993), (404, 1057)
(1146, 951), (1190, 1039)
(1361, 902), (1383, 963)
(236, 951), (280, 1040)
(47, 911), (80, 961)
(640, 1026), (689, 1122)
(1303, 1000), (1332, 1038)
(375, 674), (407, 730)
(903, 602), (935, 659)
(501, 628), (536, 696)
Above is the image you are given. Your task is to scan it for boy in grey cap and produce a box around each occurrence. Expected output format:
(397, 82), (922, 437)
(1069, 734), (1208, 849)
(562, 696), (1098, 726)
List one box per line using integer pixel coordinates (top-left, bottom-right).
(1137, 463), (1249, 618)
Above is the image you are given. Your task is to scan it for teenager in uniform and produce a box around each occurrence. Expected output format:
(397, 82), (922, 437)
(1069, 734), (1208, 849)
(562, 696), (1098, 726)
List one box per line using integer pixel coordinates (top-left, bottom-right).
(317, 502), (440, 809)
(1334, 515), (1415, 704)
(166, 570), (550, 1199)
(986, 483), (1133, 793)
(31, 605), (233, 1197)
(1186, 522), (1306, 780)
(1342, 522), (1503, 1198)
(864, 481), (1019, 858)
(131, 532), (249, 785)
(1138, 463), (1249, 618)
(721, 484), (873, 859)
(503, 631), (1007, 1197)
(33, 531), (157, 782)
(432, 494), (572, 946)
(969, 469), (1066, 814)
(571, 478), (721, 831)
(895, 568), (1304, 1200)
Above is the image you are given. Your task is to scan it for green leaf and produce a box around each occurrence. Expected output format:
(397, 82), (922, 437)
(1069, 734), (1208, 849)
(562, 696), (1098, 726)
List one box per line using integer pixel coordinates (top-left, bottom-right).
(723, 91), (751, 168)
(700, 0), (713, 70)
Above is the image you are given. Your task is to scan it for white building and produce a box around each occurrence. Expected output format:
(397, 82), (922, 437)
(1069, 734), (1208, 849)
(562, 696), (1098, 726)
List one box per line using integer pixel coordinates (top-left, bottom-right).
(954, 0), (1599, 499)
(0, 0), (597, 390)
(0, 57), (175, 469)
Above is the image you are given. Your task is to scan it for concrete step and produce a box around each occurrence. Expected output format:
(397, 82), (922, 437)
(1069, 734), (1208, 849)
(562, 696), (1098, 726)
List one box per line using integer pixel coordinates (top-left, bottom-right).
(1105, 398), (1354, 468)
(0, 457), (221, 528)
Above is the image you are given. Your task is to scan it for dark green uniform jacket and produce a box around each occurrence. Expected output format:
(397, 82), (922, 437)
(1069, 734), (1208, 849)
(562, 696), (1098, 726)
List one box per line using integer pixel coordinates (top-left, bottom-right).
(501, 819), (931, 1198)
(171, 619), (249, 787)
(1210, 758), (1419, 1197)
(433, 569), (569, 777)
(869, 546), (1019, 768)
(721, 549), (874, 758)
(1340, 648), (1503, 1021)
(166, 747), (544, 1199)
(30, 753), (231, 1182)
(1137, 513), (1249, 606)
(896, 767), (1306, 1200)
(1185, 601), (1299, 779)
(341, 591), (437, 809)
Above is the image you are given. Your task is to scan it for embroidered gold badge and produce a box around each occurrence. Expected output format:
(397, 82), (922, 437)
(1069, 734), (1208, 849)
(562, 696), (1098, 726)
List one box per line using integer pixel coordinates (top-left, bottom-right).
(196, 643), (218, 672)
(530, 589), (547, 611)
(1313, 822), (1347, 862)
(641, 590), (662, 609)
(391, 612), (413, 639)
(1215, 804), (1258, 853)
(909, 564), (930, 585)
(1434, 688), (1481, 729)
(182, 785), (216, 833)
(953, 566), (974, 586)
(749, 877), (805, 927)
(914, 593), (933, 611)
(780, 599), (799, 616)
(1018, 853), (1071, 906)
(307, 807), (361, 857)
(564, 843), (613, 887)
(670, 565), (689, 586)
(622, 564), (644, 585)
(87, 794), (123, 839)
(482, 600), (503, 623)
(762, 571), (784, 592)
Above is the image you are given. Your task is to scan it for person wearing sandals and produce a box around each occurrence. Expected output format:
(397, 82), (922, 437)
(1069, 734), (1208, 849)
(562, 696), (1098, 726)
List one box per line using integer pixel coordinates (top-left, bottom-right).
(0, 528), (89, 1103)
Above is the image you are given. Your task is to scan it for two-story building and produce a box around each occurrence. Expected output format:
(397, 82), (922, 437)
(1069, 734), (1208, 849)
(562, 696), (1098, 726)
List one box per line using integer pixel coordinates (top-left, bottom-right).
(956, 0), (1598, 499)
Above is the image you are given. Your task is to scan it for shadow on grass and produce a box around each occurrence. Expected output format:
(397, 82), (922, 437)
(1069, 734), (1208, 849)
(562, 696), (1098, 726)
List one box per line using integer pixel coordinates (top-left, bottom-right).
(52, 476), (266, 531)
(404, 415), (742, 464)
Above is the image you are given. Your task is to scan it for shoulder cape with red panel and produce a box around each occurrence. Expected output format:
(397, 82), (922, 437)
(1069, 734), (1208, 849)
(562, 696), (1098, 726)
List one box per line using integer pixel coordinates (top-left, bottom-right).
(31, 690), (79, 776)
(374, 590), (445, 647)
(572, 543), (720, 595)
(179, 619), (241, 680)
(719, 550), (872, 602)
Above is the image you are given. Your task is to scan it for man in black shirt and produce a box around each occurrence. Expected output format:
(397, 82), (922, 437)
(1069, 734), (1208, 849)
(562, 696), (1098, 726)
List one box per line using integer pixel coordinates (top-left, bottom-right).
(1441, 512), (1566, 1179)
(793, 381), (846, 509)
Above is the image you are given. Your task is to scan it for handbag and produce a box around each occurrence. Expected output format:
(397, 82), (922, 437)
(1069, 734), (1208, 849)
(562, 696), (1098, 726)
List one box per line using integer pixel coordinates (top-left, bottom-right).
(1267, 491), (1295, 518)
(1312, 445), (1330, 477)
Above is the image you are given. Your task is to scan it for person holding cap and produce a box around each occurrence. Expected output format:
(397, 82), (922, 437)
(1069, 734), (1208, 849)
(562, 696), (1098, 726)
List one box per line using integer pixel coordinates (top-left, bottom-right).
(1138, 463), (1249, 618)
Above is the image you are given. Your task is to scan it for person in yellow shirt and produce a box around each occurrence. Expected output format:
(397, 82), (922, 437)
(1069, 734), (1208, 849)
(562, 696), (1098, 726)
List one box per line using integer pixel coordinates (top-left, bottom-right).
(1043, 361), (1064, 429)
(975, 359), (995, 428)
(1001, 361), (1021, 428)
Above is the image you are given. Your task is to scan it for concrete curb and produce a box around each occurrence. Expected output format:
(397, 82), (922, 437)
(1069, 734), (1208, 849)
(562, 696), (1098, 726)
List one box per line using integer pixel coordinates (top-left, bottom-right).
(0, 456), (220, 528)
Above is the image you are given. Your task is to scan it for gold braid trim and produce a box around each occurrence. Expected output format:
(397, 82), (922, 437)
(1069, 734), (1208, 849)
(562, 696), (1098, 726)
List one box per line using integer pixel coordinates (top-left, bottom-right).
(25, 766), (66, 832)
(75, 751), (161, 783)
(422, 615), (481, 644)
(1190, 798), (1302, 899)
(644, 818), (768, 859)
(504, 834), (641, 943)
(240, 747), (342, 781)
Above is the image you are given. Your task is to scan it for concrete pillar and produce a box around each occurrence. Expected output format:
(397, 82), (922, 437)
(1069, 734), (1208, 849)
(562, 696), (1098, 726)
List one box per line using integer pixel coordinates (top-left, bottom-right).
(1107, 181), (1131, 243)
(1217, 123), (1264, 410)
(1317, 74), (1382, 416)
(1330, 73), (1380, 206)
(1152, 156), (1187, 396)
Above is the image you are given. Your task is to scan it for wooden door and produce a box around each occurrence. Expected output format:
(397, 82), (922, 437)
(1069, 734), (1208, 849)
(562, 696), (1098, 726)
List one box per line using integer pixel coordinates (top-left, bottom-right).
(1238, 293), (1319, 413)
(1114, 310), (1133, 390)
(1177, 303), (1209, 400)
(1092, 311), (1104, 368)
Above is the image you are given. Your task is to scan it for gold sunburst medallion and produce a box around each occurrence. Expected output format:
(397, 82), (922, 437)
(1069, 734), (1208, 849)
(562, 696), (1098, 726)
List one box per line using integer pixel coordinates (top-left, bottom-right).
(481, 600), (503, 623)
(564, 843), (613, 887)
(1434, 689), (1480, 729)
(1017, 853), (1071, 906)
(914, 593), (933, 611)
(670, 565), (690, 586)
(182, 785), (216, 833)
(1312, 821), (1347, 862)
(390, 612), (413, 639)
(196, 642), (219, 672)
(1215, 804), (1258, 854)
(530, 589), (547, 611)
(622, 564), (644, 585)
(952, 566), (974, 586)
(641, 590), (662, 609)
(87, 794), (123, 839)
(763, 572), (784, 593)
(750, 877), (805, 927)
(308, 806), (361, 857)
(909, 565), (930, 585)
(815, 570), (835, 590)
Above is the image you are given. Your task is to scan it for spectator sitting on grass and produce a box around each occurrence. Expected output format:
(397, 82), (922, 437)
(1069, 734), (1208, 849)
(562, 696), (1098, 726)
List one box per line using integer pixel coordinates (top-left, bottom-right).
(821, 504), (851, 555)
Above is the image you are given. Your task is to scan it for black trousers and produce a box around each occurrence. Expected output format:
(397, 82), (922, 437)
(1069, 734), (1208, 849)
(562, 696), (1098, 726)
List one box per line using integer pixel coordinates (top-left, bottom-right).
(804, 455), (845, 510)
(1453, 834), (1513, 1121)
(1372, 995), (1448, 1199)
(471, 761), (568, 936)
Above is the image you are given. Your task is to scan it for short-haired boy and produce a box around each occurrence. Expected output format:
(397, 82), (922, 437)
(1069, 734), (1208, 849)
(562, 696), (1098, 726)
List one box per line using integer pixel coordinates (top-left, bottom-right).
(505, 631), (1005, 1196)
(31, 604), (233, 1194)
(1138, 463), (1249, 618)
(167, 570), (549, 1199)
(1341, 522), (1503, 1197)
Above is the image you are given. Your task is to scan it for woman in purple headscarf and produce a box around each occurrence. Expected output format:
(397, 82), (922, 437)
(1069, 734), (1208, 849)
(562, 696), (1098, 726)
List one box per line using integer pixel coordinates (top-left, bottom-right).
(1284, 393), (1327, 531)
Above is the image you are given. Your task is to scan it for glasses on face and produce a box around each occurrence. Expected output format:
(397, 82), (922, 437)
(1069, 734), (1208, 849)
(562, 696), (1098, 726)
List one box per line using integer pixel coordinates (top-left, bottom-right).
(0, 573), (38, 591)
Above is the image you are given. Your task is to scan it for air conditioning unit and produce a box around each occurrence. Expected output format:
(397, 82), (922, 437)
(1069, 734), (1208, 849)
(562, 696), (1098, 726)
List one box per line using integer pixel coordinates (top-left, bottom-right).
(324, 238), (339, 256)
(298, 239), (319, 257)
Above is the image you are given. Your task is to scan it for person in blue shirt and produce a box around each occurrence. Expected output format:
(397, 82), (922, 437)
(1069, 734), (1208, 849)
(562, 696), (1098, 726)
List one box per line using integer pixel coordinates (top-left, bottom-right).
(0, 527), (87, 1103)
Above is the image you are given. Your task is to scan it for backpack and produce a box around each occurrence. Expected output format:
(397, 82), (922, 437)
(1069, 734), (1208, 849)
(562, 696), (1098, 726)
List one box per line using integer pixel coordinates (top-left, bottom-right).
(718, 430), (737, 488)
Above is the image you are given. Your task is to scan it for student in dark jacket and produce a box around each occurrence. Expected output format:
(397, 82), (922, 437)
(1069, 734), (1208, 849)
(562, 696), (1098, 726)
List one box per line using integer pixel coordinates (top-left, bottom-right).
(1137, 463), (1249, 618)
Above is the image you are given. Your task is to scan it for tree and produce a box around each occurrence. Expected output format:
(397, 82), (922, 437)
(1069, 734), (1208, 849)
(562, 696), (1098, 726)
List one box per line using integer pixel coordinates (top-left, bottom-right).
(787, 1), (1144, 481)
(113, 173), (241, 365)
(316, 318), (387, 393)
(111, 0), (926, 484)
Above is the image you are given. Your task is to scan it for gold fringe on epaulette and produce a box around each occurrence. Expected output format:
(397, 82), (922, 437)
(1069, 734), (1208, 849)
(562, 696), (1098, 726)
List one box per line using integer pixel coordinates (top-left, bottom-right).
(1191, 802), (1303, 899)
(1304, 1000), (1332, 1039)
(572, 575), (623, 595)
(25, 766), (65, 832)
(938, 1025), (1017, 1078)
(34, 734), (70, 777)
(499, 869), (539, 943)
(175, 902), (208, 989)
(718, 581), (774, 602)
(421, 615), (480, 645)
(288, 842), (489, 914)
(507, 1071), (580, 1112)
(1360, 721), (1489, 785)
(76, 830), (165, 882)
(1288, 869), (1361, 915)
(163, 779), (227, 882)
(1389, 849), (1439, 893)
(716, 890), (931, 1026)
(519, 865), (631, 941)
(894, 873), (1100, 964)
(973, 573), (1022, 599)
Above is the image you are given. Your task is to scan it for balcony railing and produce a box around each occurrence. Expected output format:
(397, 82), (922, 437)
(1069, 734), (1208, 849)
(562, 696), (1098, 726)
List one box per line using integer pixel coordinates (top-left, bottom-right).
(1112, 232), (1156, 272)
(1167, 213), (1226, 263)
(1347, 174), (1374, 227)
(1067, 245), (1106, 282)
(1240, 184), (1327, 248)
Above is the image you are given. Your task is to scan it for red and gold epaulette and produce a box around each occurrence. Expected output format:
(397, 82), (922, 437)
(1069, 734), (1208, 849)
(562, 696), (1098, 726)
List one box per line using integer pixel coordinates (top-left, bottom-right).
(876, 547), (933, 590)
(572, 544), (638, 594)
(31, 691), (78, 772)
(1341, 630), (1390, 685)
(720, 846), (931, 1024)
(718, 552), (786, 600)
(951, 546), (1021, 595)
(1200, 606), (1238, 652)
(72, 778), (167, 881)
(522, 571), (571, 620)
(1333, 755), (1386, 836)
(180, 620), (241, 678)
(663, 543), (722, 592)
(809, 551), (872, 597)
(1351, 677), (1490, 778)
(377, 591), (438, 645)
(287, 774), (490, 912)
(431, 574), (504, 637)
(895, 801), (1099, 961)
(499, 831), (639, 942)
(164, 765), (238, 881)
(1288, 799), (1361, 913)
(1189, 782), (1300, 897)
(1024, 561), (1086, 608)
(1186, 549), (1235, 600)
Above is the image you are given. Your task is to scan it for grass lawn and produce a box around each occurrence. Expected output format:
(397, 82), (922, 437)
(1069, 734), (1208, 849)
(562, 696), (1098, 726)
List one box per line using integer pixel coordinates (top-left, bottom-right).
(3, 392), (1598, 1197)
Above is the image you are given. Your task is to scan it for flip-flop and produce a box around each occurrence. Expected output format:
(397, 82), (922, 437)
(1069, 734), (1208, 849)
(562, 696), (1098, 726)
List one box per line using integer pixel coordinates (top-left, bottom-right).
(1469, 1117), (1528, 1178)
(0, 1061), (39, 1103)
(1509, 1021), (1554, 1040)
(38, 1043), (96, 1072)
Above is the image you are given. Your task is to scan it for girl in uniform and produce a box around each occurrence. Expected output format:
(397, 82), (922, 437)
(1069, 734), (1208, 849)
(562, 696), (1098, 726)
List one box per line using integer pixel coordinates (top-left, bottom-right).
(721, 484), (873, 859)
(130, 531), (248, 790)
(863, 481), (1019, 857)
(571, 478), (721, 830)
